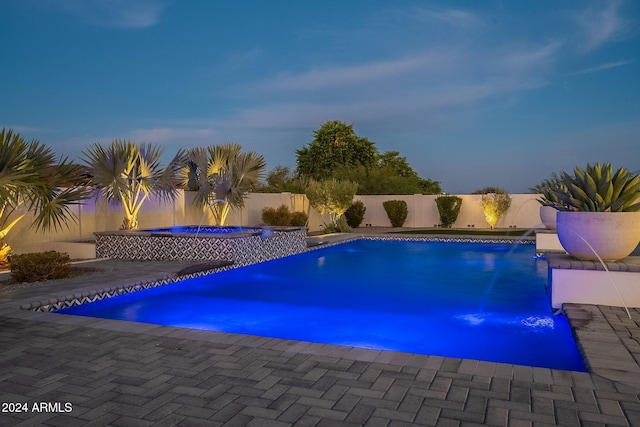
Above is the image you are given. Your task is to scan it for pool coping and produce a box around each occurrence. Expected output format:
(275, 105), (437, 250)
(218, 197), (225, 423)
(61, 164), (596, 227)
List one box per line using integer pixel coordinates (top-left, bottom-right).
(1, 236), (638, 392)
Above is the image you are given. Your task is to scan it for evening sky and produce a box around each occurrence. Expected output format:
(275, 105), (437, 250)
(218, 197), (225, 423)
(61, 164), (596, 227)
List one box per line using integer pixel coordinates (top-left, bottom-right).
(1, 0), (639, 192)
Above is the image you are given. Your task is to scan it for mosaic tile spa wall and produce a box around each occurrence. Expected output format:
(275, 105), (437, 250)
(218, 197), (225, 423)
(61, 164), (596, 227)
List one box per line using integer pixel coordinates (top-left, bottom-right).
(95, 227), (307, 266)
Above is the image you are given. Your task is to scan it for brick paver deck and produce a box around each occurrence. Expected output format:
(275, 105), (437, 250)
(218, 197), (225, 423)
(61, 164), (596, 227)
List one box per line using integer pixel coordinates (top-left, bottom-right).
(1, 257), (639, 426)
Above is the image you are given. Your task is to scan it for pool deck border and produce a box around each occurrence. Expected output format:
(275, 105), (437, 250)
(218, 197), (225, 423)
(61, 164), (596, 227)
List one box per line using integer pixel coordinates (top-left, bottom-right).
(1, 235), (639, 425)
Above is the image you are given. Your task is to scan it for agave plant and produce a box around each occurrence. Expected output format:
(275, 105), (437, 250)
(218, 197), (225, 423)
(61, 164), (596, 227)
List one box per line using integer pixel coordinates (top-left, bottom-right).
(553, 163), (640, 212)
(83, 140), (186, 230)
(0, 128), (90, 266)
(530, 173), (568, 208)
(180, 144), (266, 226)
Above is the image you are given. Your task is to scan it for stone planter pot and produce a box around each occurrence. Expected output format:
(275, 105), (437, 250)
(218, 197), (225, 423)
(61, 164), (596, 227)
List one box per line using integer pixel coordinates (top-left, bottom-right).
(556, 211), (640, 261)
(539, 205), (557, 230)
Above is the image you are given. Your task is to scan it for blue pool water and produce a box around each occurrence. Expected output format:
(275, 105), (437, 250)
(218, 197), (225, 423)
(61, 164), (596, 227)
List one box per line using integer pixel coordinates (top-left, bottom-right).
(56, 240), (586, 371)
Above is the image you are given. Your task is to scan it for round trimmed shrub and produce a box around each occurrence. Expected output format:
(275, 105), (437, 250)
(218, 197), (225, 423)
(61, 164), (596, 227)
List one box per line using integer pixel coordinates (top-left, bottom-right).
(382, 200), (408, 227)
(344, 200), (366, 228)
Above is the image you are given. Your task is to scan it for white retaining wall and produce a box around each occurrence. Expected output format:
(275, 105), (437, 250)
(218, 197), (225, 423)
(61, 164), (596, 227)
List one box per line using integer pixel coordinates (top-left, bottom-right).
(7, 192), (543, 254)
(356, 194), (542, 229)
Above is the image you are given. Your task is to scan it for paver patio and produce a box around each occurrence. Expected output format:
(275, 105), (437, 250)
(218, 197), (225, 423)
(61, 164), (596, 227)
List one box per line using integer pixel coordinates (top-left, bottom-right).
(1, 251), (639, 426)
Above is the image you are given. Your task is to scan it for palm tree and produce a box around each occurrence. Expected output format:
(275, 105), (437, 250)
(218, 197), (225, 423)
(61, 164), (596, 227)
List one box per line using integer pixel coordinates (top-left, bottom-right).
(82, 140), (186, 230)
(0, 128), (90, 267)
(180, 144), (266, 226)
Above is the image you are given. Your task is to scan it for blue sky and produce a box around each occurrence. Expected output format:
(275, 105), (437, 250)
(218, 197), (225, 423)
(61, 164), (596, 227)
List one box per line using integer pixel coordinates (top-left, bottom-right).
(1, 0), (639, 193)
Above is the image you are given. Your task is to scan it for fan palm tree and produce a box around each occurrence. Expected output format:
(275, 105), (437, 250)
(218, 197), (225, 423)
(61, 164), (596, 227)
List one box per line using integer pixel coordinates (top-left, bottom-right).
(180, 144), (266, 226)
(0, 128), (90, 267)
(82, 140), (186, 230)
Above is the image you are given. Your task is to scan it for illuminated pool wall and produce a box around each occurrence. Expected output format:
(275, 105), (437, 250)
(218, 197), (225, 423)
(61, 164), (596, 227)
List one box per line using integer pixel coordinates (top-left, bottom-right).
(95, 226), (307, 265)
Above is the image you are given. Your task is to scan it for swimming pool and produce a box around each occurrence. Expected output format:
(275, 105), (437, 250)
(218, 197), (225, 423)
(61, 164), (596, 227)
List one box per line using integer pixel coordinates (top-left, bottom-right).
(57, 239), (586, 371)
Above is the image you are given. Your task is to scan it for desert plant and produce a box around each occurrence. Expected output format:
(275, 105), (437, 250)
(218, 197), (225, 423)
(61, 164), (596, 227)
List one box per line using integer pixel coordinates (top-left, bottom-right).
(305, 178), (358, 229)
(0, 128), (90, 267)
(344, 200), (366, 228)
(530, 173), (568, 208)
(83, 140), (185, 230)
(383, 200), (408, 227)
(290, 211), (308, 226)
(260, 204), (308, 226)
(261, 205), (292, 226)
(478, 188), (512, 229)
(435, 195), (462, 228)
(180, 144), (266, 226)
(9, 251), (71, 283)
(553, 163), (640, 212)
(322, 216), (352, 233)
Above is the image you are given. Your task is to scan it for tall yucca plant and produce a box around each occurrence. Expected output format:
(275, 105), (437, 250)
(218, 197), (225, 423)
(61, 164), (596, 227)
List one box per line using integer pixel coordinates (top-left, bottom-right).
(83, 140), (186, 230)
(180, 144), (266, 226)
(554, 163), (640, 212)
(0, 128), (89, 266)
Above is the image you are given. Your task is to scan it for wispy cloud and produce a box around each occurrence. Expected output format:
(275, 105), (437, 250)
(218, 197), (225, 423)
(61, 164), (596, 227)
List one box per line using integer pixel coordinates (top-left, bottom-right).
(499, 41), (563, 73)
(568, 60), (634, 76)
(47, 0), (167, 28)
(413, 7), (485, 30)
(575, 0), (631, 52)
(238, 36), (560, 127)
(263, 52), (456, 92)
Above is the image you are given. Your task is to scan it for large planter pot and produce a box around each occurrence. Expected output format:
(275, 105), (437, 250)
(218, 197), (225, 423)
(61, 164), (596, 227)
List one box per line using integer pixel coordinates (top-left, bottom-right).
(539, 205), (557, 230)
(556, 211), (640, 261)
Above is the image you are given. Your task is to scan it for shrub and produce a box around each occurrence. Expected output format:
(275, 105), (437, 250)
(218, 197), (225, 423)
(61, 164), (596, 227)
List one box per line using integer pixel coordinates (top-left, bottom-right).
(305, 178), (358, 230)
(477, 188), (512, 229)
(344, 200), (366, 228)
(261, 205), (308, 226)
(383, 200), (408, 227)
(435, 195), (462, 228)
(10, 251), (71, 283)
(322, 216), (352, 234)
(290, 211), (308, 226)
(261, 205), (292, 226)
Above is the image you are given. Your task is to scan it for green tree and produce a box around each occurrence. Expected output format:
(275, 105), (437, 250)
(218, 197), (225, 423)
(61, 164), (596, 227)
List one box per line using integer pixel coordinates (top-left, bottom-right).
(180, 144), (266, 226)
(417, 178), (442, 195)
(378, 151), (416, 177)
(333, 151), (442, 195)
(255, 165), (308, 193)
(296, 120), (378, 180)
(82, 140), (185, 230)
(305, 178), (358, 230)
(0, 128), (90, 266)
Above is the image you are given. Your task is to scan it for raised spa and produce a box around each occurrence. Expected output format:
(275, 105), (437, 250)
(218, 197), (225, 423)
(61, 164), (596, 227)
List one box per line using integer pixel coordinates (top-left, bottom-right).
(94, 226), (307, 265)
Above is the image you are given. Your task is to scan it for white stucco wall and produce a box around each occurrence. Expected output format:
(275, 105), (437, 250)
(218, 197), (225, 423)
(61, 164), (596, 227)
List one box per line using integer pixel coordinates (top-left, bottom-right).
(6, 191), (544, 254)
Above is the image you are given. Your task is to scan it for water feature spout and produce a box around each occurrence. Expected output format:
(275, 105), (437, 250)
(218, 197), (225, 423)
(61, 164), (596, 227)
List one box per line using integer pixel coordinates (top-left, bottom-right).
(558, 223), (632, 319)
(477, 225), (542, 314)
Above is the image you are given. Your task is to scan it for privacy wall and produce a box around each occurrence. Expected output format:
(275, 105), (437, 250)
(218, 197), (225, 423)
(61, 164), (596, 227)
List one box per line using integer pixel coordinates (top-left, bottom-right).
(8, 192), (543, 254)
